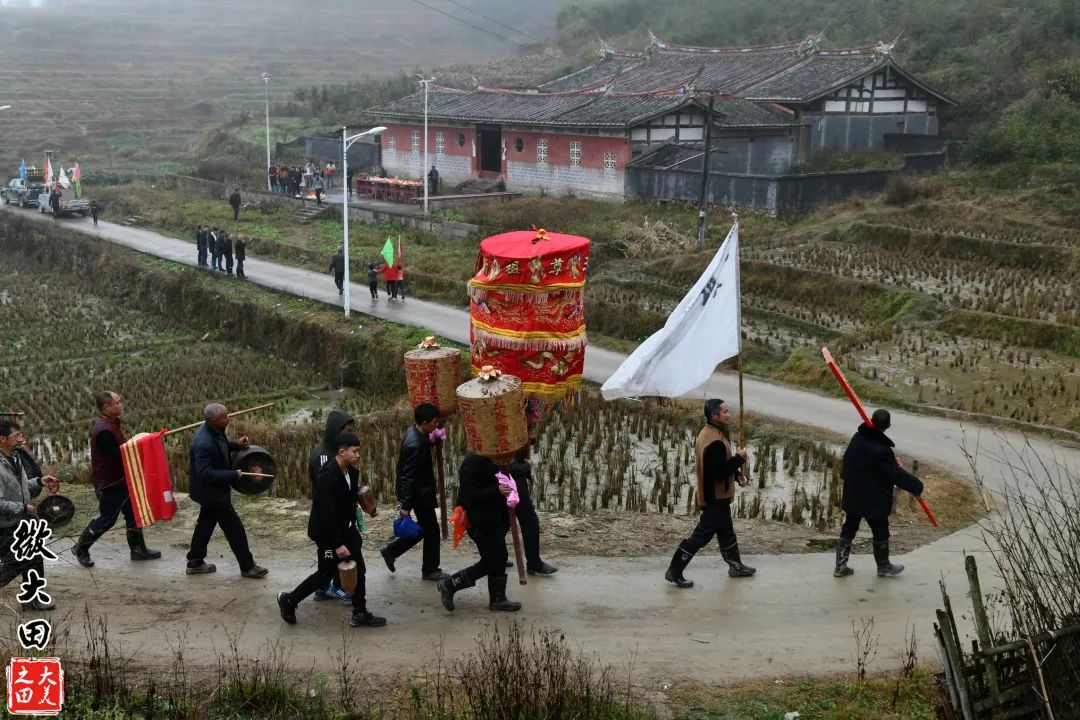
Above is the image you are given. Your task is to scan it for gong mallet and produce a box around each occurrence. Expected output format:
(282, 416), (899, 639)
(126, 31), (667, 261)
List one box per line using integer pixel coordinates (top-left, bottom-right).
(821, 347), (939, 527)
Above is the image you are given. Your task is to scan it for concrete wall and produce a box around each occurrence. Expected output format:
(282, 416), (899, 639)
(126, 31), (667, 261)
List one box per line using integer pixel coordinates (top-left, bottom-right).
(683, 131), (796, 175)
(625, 166), (897, 214)
(805, 113), (938, 154)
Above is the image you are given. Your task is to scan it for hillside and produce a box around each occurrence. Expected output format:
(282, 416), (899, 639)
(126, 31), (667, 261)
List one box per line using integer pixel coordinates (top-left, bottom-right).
(0, 0), (559, 173)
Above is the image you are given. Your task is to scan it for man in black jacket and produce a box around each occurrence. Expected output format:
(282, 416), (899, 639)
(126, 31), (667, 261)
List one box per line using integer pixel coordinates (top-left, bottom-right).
(220, 231), (234, 276)
(328, 248), (345, 296)
(277, 433), (386, 628)
(209, 227), (220, 271)
(228, 188), (242, 222)
(835, 409), (924, 578)
(437, 451), (521, 612)
(307, 409), (355, 602)
(184, 403), (267, 578)
(380, 404), (445, 580)
(235, 238), (246, 278)
(196, 225), (208, 267)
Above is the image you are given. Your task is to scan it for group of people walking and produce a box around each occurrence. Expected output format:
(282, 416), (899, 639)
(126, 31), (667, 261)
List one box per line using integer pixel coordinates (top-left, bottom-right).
(196, 225), (246, 278)
(1, 393), (922, 628)
(327, 249), (405, 301)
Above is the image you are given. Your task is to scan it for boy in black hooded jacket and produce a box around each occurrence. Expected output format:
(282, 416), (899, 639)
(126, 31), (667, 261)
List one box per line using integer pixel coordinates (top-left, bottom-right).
(307, 409), (355, 601)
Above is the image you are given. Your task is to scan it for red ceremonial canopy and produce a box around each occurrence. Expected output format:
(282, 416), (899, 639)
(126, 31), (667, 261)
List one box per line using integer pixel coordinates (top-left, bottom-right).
(120, 431), (178, 528)
(468, 228), (590, 400)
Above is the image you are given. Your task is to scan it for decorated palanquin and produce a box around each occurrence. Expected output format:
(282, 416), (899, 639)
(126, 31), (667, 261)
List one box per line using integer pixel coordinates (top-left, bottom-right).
(468, 229), (590, 401)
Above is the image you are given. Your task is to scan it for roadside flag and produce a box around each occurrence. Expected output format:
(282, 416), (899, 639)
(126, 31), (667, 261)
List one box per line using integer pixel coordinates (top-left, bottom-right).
(380, 238), (395, 267)
(72, 162), (82, 197)
(601, 217), (742, 399)
(19, 159), (26, 181)
(58, 165), (71, 189)
(44, 157), (52, 186)
(120, 431), (178, 528)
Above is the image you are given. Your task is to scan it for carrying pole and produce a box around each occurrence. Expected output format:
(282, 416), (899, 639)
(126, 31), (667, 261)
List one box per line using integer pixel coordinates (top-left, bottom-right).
(162, 402), (275, 437)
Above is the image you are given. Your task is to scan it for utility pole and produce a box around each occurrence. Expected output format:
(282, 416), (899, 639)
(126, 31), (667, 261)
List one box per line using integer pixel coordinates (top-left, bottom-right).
(417, 75), (435, 214)
(696, 95), (715, 249)
(261, 74), (272, 191)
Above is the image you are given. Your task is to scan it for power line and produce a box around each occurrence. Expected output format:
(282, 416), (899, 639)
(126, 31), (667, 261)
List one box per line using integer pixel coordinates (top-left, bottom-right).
(439, 0), (547, 45)
(406, 0), (520, 48)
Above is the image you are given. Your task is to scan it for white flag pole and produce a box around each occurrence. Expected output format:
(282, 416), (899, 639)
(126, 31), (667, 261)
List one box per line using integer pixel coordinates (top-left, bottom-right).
(733, 213), (745, 447)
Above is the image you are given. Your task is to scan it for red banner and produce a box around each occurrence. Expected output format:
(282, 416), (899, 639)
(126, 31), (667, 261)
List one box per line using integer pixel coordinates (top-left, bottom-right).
(120, 431), (177, 528)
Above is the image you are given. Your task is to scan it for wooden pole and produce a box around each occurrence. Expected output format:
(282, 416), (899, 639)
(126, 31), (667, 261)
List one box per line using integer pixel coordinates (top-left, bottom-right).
(509, 507), (527, 585)
(965, 555), (999, 708)
(737, 352), (746, 447)
(435, 439), (449, 540)
(162, 402), (275, 437)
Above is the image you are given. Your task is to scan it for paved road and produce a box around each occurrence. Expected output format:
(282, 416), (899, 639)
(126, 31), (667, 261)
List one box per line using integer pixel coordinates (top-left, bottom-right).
(6, 206), (1077, 681)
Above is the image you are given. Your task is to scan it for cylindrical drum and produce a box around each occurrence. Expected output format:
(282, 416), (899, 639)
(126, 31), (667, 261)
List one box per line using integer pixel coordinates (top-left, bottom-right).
(404, 344), (461, 417)
(337, 560), (358, 596)
(357, 485), (376, 515)
(456, 371), (528, 458)
(230, 445), (277, 495)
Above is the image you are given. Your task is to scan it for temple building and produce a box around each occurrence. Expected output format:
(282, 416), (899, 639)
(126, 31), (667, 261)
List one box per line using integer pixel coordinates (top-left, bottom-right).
(366, 31), (954, 203)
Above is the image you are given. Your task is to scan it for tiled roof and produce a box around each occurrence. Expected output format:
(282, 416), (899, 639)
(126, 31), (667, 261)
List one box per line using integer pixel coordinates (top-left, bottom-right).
(368, 34), (952, 129)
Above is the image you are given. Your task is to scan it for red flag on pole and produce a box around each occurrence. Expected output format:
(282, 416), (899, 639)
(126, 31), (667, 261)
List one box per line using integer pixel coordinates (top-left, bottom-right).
(120, 431), (178, 528)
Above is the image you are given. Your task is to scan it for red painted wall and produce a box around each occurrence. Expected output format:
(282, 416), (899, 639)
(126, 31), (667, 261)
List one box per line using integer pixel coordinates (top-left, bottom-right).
(382, 123), (475, 158)
(503, 130), (630, 169)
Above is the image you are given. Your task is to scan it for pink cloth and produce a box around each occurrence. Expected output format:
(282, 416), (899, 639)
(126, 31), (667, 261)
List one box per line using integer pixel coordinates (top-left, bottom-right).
(428, 427), (447, 443)
(496, 471), (520, 508)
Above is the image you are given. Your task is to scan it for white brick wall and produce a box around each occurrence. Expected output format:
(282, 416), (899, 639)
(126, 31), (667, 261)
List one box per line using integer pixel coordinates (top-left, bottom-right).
(506, 161), (624, 199)
(383, 151), (472, 185)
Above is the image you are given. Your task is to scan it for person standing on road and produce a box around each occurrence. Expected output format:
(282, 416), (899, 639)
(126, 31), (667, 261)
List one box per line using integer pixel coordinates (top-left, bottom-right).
(347, 167), (355, 198)
(209, 227), (221, 271)
(665, 398), (754, 588)
(90, 201), (101, 226)
(196, 225), (208, 268)
(277, 432), (386, 628)
(329, 247), (345, 296)
(235, 237), (246, 278)
(49, 188), (61, 218)
(427, 165), (439, 197)
(508, 449), (558, 576)
(220, 230), (234, 276)
(306, 410), (357, 603)
(313, 173), (325, 206)
(833, 409), (924, 578)
(228, 188), (242, 222)
(379, 404), (445, 581)
(184, 403), (268, 579)
(438, 450), (521, 612)
(367, 264), (379, 300)
(72, 391), (162, 569)
(268, 164), (278, 193)
(0, 419), (60, 609)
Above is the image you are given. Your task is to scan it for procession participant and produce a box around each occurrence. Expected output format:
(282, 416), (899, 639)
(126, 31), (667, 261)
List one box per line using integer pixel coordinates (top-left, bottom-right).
(235, 237), (246, 279)
(277, 432), (386, 628)
(329, 247), (345, 296)
(209, 227), (221, 271)
(508, 449), (557, 576)
(196, 225), (208, 267)
(834, 409), (923, 578)
(380, 404), (445, 581)
(72, 391), (161, 568)
(220, 230), (234, 276)
(0, 419), (59, 608)
(184, 403), (268, 578)
(665, 399), (754, 589)
(367, 264), (379, 300)
(307, 409), (356, 602)
(228, 188), (242, 222)
(437, 450), (521, 612)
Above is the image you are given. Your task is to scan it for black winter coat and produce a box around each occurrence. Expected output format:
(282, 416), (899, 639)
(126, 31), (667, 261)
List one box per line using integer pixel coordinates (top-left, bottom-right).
(308, 459), (360, 549)
(396, 425), (436, 511)
(188, 424), (240, 505)
(459, 453), (509, 534)
(307, 409), (355, 487)
(841, 424), (924, 518)
(235, 240), (246, 261)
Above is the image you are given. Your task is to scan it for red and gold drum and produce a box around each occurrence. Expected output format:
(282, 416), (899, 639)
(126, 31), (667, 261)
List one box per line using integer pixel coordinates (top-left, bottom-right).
(455, 368), (528, 458)
(404, 337), (461, 417)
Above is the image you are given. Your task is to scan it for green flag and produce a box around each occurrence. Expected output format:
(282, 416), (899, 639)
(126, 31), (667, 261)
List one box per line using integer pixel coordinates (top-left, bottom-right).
(380, 238), (395, 267)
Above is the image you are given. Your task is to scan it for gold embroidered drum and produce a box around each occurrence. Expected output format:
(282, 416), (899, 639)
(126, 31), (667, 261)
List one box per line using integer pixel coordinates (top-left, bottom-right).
(337, 560), (358, 596)
(404, 340), (461, 417)
(455, 368), (528, 458)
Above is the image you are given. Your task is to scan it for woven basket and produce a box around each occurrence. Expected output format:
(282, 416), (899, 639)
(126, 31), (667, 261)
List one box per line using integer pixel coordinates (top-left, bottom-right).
(404, 346), (461, 417)
(456, 373), (528, 458)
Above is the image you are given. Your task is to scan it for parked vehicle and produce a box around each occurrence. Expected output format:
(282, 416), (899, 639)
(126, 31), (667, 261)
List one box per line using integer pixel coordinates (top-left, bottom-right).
(2, 176), (46, 208)
(38, 188), (90, 217)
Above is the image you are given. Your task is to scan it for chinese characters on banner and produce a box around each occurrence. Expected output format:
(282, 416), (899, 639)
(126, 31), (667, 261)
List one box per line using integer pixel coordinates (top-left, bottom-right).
(6, 517), (64, 715)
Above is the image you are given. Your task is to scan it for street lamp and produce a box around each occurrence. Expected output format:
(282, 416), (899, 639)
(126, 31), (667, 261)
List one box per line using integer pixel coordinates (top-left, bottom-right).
(0, 106), (11, 112)
(341, 125), (387, 317)
(261, 74), (272, 191)
(416, 75), (435, 214)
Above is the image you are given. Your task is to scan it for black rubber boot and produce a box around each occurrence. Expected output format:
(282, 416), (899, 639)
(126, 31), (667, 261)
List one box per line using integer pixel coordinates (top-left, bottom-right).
(437, 570), (474, 612)
(664, 541), (695, 588)
(720, 541), (757, 577)
(126, 528), (162, 561)
(487, 574), (522, 612)
(873, 540), (904, 576)
(834, 538), (854, 577)
(72, 525), (100, 568)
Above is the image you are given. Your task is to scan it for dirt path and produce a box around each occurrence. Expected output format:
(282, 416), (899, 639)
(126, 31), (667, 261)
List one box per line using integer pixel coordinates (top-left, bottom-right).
(5, 206), (1078, 683)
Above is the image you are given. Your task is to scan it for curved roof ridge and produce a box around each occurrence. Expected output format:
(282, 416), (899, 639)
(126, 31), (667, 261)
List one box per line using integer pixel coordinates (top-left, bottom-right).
(813, 29), (904, 57)
(647, 27), (825, 54)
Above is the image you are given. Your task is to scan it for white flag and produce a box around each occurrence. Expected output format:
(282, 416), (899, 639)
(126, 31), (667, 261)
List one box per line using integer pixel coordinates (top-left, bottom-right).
(58, 166), (71, 189)
(601, 218), (741, 400)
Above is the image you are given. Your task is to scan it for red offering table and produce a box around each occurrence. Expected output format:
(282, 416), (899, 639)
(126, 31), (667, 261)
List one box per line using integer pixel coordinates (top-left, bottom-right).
(468, 229), (590, 401)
